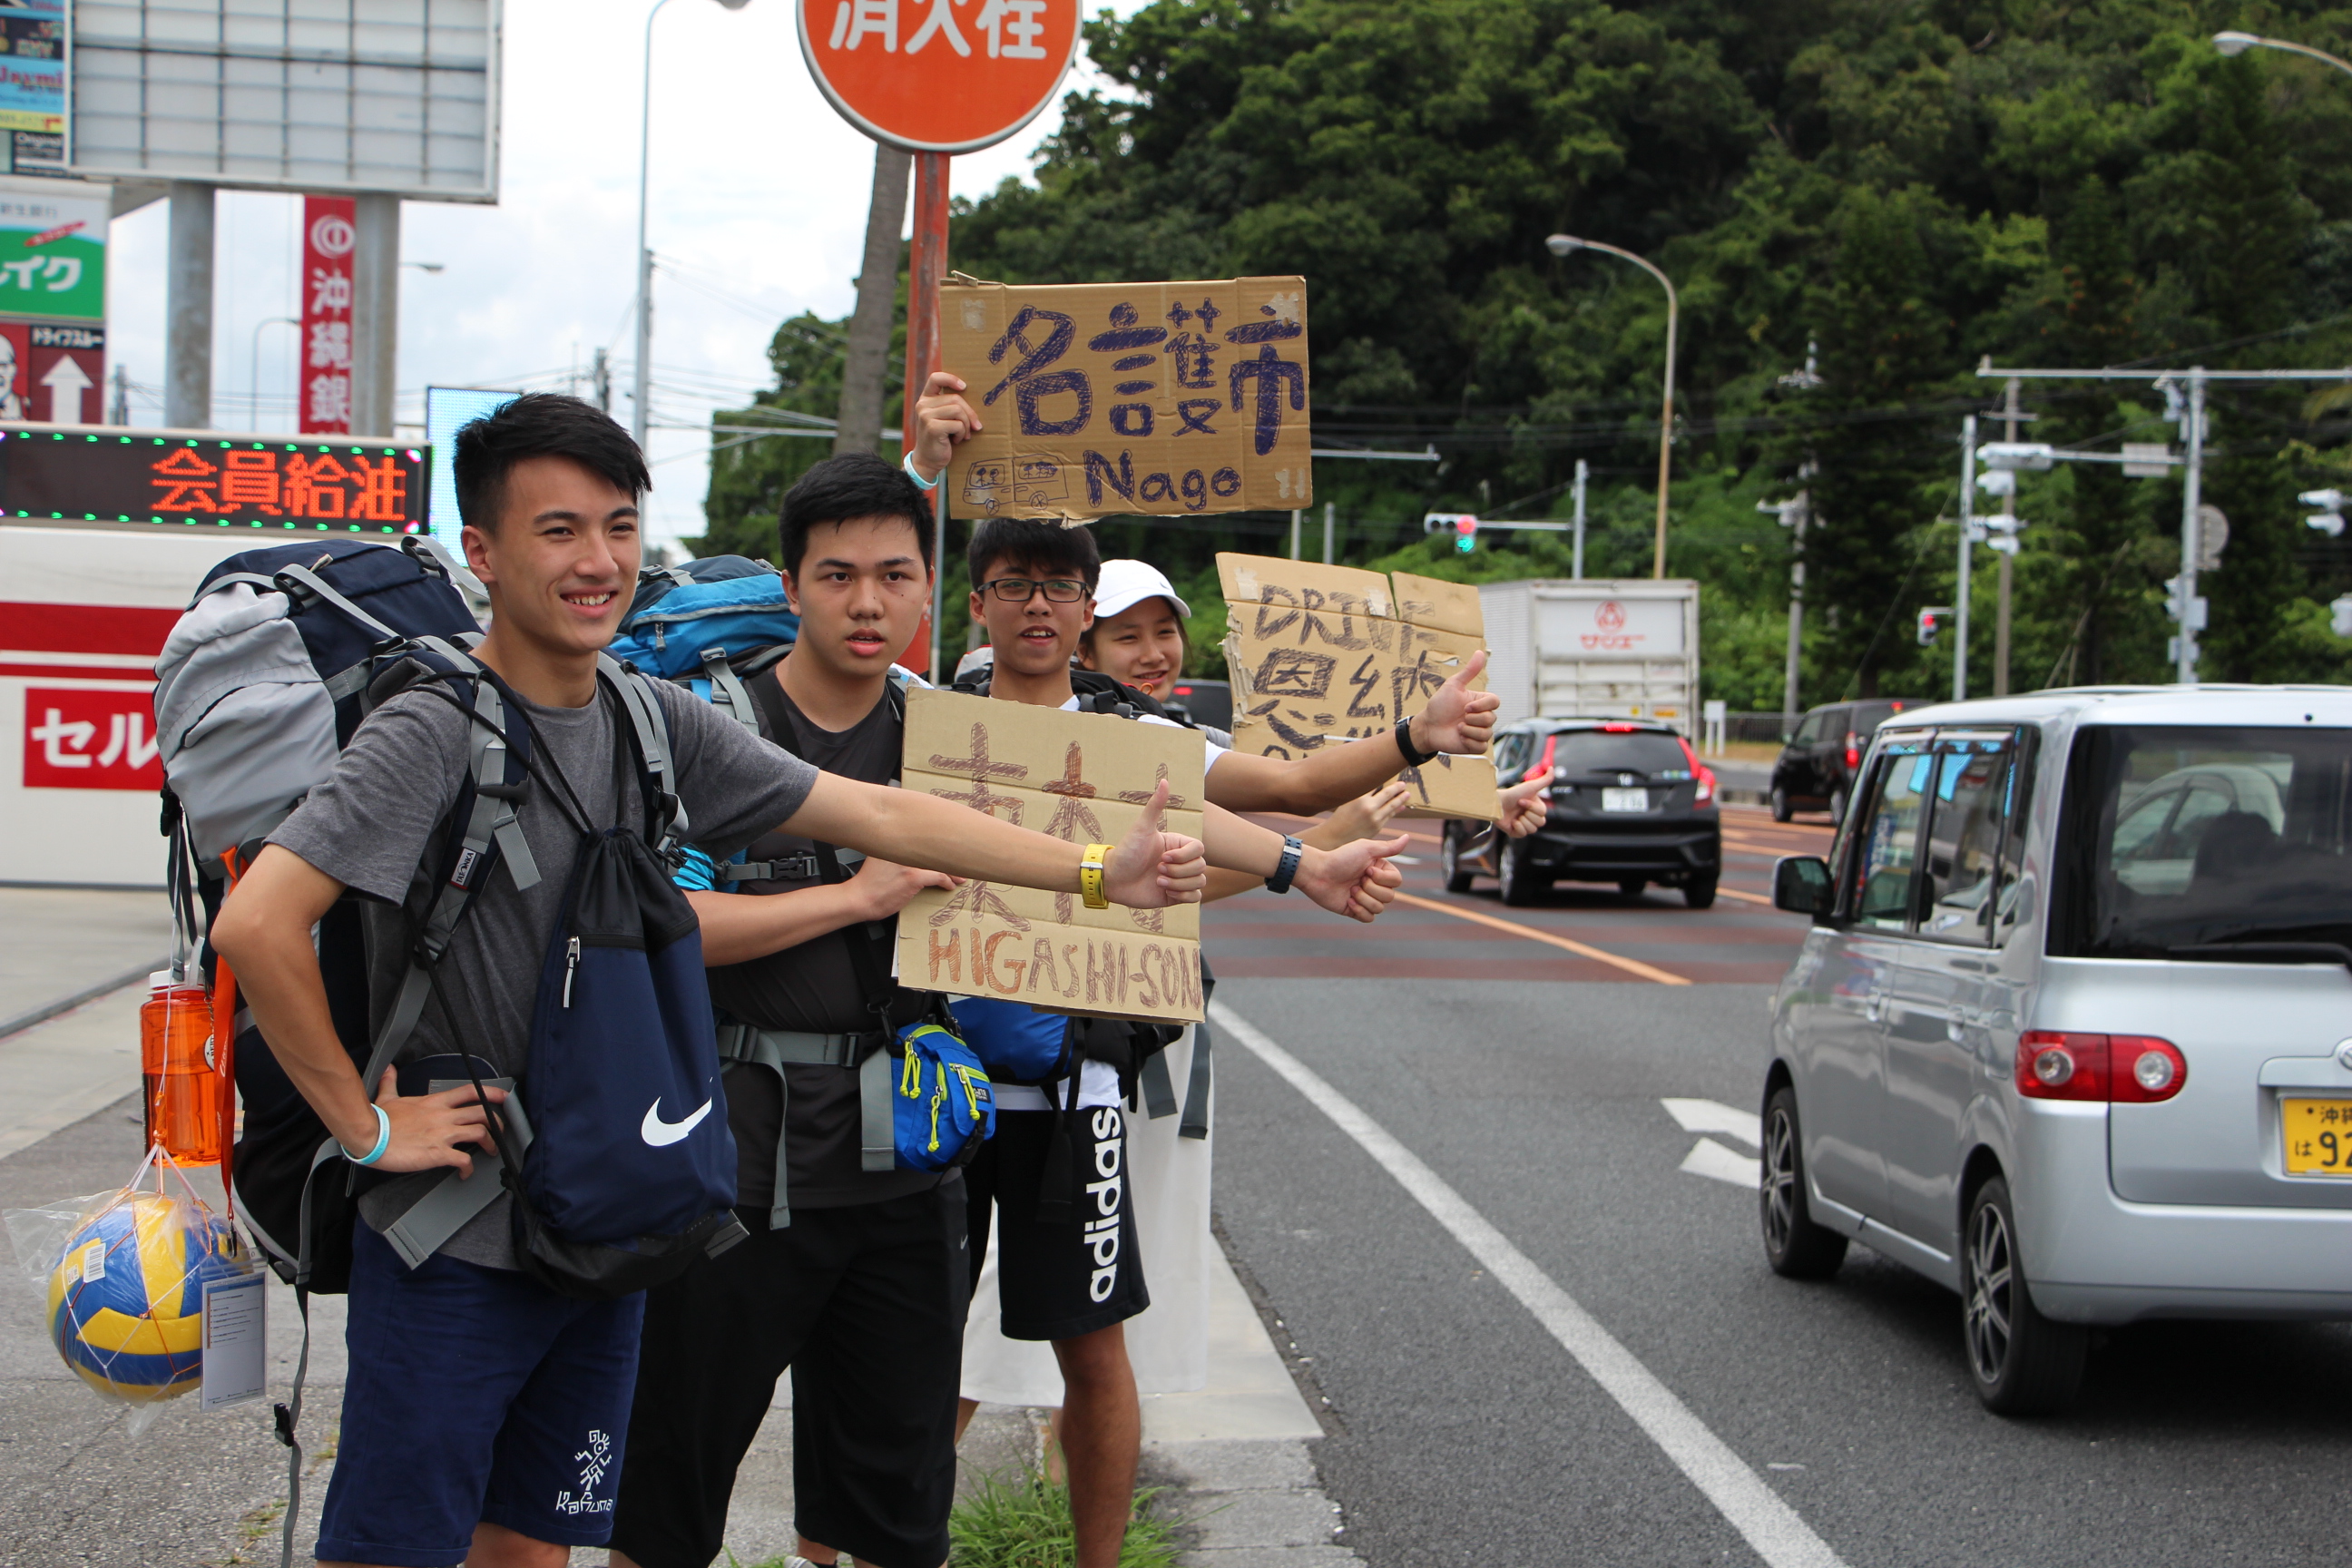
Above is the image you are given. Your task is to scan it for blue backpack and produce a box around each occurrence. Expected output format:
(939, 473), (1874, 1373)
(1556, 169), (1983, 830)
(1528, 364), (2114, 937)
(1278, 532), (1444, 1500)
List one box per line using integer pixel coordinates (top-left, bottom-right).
(609, 556), (799, 720)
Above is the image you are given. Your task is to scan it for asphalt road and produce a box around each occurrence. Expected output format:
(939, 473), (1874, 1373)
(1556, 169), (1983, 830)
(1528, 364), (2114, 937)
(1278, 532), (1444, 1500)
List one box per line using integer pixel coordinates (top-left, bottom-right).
(1201, 804), (2352, 1568)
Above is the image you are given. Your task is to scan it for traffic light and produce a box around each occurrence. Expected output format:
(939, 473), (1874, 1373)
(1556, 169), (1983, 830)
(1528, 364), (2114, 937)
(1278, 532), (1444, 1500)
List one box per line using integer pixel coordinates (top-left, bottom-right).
(1975, 442), (2057, 472)
(2163, 575), (2209, 631)
(2300, 489), (2347, 538)
(2333, 595), (2352, 639)
(1916, 606), (1954, 646)
(1455, 515), (1478, 553)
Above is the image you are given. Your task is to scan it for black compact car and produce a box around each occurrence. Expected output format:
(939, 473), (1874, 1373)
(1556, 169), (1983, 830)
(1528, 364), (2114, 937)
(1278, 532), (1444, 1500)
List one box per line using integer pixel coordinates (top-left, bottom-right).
(1438, 718), (1722, 907)
(1768, 699), (1916, 824)
(1161, 678), (1231, 731)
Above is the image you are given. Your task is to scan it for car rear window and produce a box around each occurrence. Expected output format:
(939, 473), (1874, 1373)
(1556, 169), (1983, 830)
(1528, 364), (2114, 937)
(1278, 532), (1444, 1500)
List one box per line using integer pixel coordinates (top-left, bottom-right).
(2053, 725), (2352, 959)
(1850, 701), (1912, 732)
(1548, 730), (1691, 777)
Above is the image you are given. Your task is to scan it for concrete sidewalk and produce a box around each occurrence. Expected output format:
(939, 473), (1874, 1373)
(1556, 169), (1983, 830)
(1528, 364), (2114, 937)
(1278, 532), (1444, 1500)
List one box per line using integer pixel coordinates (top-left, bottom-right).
(0, 885), (1363, 1567)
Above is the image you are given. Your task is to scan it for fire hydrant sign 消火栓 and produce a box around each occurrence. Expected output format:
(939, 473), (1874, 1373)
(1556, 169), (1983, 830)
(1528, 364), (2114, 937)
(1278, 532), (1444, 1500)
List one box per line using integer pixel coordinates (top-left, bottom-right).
(1218, 554), (1499, 819)
(941, 276), (1311, 522)
(896, 688), (1205, 1024)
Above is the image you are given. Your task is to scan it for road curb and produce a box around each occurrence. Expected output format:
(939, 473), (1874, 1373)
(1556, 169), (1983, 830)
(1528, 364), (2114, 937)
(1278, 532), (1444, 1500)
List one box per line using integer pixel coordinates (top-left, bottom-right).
(0, 956), (169, 1042)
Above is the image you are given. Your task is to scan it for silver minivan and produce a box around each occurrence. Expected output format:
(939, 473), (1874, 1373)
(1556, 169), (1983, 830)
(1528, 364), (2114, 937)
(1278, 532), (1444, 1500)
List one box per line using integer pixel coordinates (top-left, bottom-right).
(1763, 686), (2352, 1413)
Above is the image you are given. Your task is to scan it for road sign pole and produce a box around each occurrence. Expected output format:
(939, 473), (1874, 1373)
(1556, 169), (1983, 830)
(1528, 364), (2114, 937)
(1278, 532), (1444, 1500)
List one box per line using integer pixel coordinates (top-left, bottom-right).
(906, 151), (951, 675)
(1955, 415), (1975, 702)
(2177, 367), (2207, 685)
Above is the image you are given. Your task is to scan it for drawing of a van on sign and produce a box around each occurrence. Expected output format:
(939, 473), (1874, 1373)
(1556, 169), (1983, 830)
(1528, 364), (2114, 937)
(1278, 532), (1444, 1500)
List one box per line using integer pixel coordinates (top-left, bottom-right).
(962, 455), (1069, 512)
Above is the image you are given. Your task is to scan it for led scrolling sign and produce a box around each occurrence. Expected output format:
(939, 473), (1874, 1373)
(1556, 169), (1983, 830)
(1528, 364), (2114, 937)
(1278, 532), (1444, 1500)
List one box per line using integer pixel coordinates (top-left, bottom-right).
(0, 432), (427, 534)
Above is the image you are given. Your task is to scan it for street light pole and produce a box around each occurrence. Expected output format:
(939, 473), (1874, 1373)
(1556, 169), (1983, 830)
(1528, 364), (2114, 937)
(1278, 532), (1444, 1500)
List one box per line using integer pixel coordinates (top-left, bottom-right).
(2177, 368), (2209, 685)
(634, 0), (750, 456)
(1955, 415), (1976, 702)
(2214, 31), (2352, 78)
(1546, 234), (1679, 578)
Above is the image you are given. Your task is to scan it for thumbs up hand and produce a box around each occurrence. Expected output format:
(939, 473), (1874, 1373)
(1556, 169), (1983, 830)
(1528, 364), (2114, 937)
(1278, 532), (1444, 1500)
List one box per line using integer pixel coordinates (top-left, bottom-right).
(1406, 648), (1499, 757)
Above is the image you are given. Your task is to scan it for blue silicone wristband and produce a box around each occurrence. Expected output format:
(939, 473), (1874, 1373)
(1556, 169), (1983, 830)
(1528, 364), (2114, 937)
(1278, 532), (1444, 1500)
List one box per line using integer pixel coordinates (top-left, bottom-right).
(345, 1103), (391, 1166)
(902, 451), (941, 492)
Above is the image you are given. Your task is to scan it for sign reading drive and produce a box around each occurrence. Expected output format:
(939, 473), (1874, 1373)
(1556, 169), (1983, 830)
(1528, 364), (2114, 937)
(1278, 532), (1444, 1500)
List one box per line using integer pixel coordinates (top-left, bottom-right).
(897, 688), (1205, 1024)
(942, 276), (1311, 521)
(1219, 554), (1498, 818)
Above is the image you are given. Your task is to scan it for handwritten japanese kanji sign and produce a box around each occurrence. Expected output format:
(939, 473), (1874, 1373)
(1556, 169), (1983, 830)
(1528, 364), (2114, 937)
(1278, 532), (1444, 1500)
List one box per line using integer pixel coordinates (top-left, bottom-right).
(300, 197), (355, 436)
(941, 276), (1310, 523)
(796, 0), (1081, 153)
(1217, 555), (1498, 819)
(897, 687), (1206, 1024)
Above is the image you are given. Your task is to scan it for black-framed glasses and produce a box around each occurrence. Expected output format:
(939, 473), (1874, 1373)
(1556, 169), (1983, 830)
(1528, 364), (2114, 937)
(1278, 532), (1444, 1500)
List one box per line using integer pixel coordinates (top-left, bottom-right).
(980, 576), (1089, 603)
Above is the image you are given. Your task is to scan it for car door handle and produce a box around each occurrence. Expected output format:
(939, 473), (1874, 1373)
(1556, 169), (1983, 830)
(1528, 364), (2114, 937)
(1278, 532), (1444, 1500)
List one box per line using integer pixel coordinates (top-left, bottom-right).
(1946, 1005), (1967, 1043)
(1865, 994), (1885, 1023)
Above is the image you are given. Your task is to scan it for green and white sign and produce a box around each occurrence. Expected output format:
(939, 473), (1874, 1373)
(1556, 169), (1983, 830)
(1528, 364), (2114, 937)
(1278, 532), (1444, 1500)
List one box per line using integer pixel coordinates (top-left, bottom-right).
(0, 185), (104, 321)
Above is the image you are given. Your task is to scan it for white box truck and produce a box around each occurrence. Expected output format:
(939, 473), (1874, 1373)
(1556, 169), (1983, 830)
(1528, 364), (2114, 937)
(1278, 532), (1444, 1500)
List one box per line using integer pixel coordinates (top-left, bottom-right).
(1477, 578), (1700, 734)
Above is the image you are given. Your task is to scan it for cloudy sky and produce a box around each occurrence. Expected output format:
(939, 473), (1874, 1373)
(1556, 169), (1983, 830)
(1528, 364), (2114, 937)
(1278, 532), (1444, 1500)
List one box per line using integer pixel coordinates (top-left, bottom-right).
(96, 0), (1140, 553)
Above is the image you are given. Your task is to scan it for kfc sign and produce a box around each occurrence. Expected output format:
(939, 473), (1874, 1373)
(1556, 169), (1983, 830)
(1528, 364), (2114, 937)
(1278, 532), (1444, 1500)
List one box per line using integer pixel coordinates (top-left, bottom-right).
(24, 686), (160, 790)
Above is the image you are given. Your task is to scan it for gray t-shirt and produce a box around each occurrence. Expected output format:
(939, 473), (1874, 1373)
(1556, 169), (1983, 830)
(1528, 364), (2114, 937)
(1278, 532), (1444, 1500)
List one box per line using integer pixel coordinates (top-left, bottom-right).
(268, 674), (819, 1269)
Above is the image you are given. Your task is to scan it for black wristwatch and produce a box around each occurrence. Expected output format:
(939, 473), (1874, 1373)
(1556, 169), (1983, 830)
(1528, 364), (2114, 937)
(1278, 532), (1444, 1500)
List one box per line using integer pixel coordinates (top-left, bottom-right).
(1266, 835), (1305, 895)
(1394, 714), (1441, 767)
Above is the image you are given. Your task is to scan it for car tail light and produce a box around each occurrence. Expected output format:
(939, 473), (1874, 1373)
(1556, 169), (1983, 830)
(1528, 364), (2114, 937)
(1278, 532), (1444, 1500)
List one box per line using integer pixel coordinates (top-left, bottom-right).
(2015, 1031), (2187, 1103)
(1675, 736), (1716, 802)
(1844, 733), (1860, 771)
(1601, 721), (1639, 732)
(1535, 733), (1559, 786)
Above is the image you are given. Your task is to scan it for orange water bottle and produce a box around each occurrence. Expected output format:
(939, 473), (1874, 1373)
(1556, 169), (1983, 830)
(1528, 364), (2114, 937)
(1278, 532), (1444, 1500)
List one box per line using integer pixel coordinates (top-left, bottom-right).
(141, 972), (224, 1167)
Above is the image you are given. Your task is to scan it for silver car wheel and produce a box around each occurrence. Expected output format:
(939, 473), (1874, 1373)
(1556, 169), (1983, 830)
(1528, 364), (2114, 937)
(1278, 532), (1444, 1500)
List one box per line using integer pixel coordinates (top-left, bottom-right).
(1965, 1200), (2015, 1386)
(1764, 1104), (1800, 1252)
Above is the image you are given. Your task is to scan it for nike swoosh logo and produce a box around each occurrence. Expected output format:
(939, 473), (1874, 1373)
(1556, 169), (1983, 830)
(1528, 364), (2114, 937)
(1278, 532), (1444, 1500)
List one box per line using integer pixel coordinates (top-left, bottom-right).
(640, 1096), (713, 1148)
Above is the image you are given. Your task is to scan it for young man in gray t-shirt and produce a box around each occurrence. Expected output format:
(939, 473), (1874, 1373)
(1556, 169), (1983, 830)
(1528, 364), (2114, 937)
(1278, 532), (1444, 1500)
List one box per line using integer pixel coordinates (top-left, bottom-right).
(211, 395), (1208, 1568)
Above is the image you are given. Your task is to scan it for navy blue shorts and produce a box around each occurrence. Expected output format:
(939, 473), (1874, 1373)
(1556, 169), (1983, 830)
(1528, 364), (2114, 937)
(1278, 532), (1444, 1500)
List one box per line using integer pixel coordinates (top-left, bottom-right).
(314, 1223), (647, 1567)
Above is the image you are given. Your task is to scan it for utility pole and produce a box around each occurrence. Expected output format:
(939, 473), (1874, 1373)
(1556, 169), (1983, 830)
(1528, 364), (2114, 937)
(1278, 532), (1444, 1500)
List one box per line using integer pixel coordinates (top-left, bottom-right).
(835, 142), (912, 456)
(1322, 500), (1335, 564)
(593, 348), (612, 414)
(1955, 416), (1976, 701)
(1994, 378), (2021, 696)
(1570, 458), (1588, 579)
(1289, 508), (1300, 560)
(164, 182), (214, 429)
(2176, 368), (2209, 684)
(108, 365), (128, 426)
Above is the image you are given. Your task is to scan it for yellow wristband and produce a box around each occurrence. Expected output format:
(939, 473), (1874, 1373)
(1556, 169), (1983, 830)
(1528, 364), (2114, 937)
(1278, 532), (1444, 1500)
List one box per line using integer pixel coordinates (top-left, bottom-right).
(1080, 843), (1112, 909)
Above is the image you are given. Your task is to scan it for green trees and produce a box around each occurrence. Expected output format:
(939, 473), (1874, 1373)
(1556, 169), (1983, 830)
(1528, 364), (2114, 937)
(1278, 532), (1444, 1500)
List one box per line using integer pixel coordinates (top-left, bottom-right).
(711, 0), (2352, 700)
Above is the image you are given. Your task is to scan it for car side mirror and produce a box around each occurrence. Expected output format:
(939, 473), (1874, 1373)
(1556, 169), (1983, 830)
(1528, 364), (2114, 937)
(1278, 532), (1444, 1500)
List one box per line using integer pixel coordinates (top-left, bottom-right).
(1773, 855), (1834, 919)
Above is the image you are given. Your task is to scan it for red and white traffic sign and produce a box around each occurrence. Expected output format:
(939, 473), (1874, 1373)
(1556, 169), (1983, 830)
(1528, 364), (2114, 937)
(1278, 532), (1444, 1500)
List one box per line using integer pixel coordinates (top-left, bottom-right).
(0, 318), (103, 424)
(796, 0), (1080, 152)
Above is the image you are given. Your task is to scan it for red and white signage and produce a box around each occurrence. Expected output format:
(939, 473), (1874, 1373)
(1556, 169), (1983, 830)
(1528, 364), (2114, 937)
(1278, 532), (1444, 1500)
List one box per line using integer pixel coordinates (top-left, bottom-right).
(796, 0), (1080, 152)
(0, 525), (259, 886)
(24, 686), (159, 789)
(300, 195), (356, 435)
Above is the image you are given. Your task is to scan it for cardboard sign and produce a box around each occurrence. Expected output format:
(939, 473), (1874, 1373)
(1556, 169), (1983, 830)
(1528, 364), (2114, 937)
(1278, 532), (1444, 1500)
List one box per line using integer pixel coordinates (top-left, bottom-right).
(941, 276), (1311, 522)
(1217, 554), (1499, 819)
(897, 688), (1206, 1023)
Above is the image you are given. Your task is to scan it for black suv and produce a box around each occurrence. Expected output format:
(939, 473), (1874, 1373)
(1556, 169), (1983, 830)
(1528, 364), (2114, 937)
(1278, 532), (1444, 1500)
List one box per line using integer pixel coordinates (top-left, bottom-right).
(1438, 718), (1722, 907)
(1768, 699), (1916, 824)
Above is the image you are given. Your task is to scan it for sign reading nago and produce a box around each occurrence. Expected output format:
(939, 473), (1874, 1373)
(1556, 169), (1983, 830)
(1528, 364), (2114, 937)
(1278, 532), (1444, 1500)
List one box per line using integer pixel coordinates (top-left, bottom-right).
(796, 0), (1081, 152)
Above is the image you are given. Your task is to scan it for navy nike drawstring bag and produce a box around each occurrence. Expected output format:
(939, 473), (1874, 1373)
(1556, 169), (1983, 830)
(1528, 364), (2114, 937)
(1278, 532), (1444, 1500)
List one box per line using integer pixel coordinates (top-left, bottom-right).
(456, 677), (744, 1301)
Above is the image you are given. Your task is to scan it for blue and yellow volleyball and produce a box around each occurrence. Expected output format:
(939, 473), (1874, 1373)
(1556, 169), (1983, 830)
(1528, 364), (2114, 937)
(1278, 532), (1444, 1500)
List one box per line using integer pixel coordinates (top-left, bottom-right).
(45, 1193), (240, 1403)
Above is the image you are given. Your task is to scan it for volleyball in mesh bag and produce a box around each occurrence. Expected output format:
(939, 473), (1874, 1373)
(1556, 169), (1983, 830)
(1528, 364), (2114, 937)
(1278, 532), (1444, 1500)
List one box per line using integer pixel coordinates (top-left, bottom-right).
(46, 1191), (239, 1402)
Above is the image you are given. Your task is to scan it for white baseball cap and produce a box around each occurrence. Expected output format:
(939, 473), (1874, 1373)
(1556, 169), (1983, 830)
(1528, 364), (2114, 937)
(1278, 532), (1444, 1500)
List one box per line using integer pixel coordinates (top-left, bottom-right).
(1093, 559), (1192, 621)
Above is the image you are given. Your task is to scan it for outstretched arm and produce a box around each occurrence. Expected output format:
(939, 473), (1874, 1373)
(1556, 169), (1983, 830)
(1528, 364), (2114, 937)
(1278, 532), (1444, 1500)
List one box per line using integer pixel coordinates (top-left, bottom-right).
(1206, 651), (1499, 814)
(782, 773), (1206, 909)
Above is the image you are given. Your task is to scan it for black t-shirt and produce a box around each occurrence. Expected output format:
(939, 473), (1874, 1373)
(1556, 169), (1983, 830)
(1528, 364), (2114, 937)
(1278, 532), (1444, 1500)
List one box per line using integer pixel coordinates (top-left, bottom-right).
(703, 665), (939, 1210)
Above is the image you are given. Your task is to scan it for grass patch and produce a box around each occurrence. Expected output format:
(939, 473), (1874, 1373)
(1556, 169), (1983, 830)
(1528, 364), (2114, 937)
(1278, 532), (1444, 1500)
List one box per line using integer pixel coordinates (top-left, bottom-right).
(948, 1472), (1185, 1568)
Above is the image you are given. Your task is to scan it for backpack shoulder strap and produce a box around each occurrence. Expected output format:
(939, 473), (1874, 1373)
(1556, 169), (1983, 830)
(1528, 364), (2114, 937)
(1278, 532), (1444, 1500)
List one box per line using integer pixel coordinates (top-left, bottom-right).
(600, 655), (688, 856)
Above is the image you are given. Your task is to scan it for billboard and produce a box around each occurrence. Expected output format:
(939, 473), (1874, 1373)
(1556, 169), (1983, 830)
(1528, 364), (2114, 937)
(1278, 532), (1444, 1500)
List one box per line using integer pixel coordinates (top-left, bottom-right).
(0, 428), (427, 534)
(0, 182), (105, 320)
(0, 2), (64, 176)
(65, 0), (501, 202)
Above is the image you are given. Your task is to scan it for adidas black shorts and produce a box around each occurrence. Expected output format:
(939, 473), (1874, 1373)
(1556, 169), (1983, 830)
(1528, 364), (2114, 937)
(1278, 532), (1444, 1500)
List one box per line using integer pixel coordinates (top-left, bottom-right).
(965, 1105), (1148, 1342)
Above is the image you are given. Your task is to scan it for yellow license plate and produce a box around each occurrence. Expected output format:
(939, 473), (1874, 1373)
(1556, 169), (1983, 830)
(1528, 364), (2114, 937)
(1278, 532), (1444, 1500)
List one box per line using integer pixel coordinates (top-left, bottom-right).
(2281, 1098), (2352, 1176)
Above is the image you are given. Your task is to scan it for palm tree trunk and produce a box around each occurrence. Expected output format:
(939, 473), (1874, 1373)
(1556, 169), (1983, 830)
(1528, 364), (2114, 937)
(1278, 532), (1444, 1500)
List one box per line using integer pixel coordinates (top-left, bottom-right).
(835, 142), (912, 457)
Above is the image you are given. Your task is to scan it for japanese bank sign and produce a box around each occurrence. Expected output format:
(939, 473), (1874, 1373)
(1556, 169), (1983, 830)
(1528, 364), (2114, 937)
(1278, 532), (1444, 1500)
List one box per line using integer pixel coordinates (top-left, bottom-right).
(301, 196), (355, 435)
(941, 276), (1311, 521)
(796, 0), (1080, 152)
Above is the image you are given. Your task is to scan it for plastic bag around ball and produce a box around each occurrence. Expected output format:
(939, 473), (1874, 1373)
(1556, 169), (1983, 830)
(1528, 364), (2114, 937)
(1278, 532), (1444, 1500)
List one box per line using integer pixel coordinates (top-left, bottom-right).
(5, 1146), (248, 1420)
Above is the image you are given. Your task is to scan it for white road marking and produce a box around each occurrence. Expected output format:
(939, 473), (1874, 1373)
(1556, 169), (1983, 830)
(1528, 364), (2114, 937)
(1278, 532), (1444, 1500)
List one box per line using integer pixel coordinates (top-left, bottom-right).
(1213, 1001), (1850, 1568)
(1681, 1137), (1764, 1189)
(1661, 1097), (1763, 1147)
